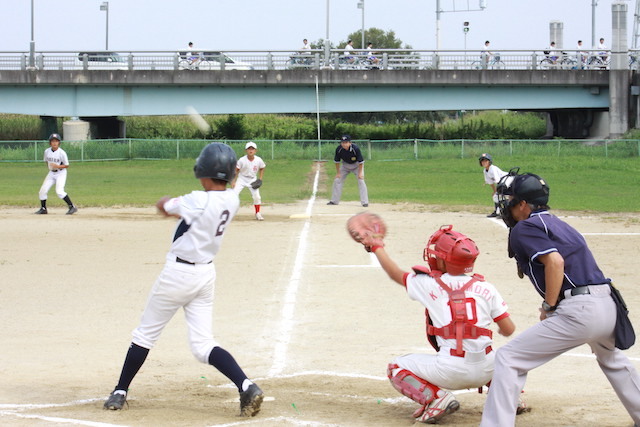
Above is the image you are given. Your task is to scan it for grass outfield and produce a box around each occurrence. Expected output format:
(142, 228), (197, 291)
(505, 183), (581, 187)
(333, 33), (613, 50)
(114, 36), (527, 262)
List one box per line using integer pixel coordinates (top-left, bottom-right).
(2, 157), (639, 212)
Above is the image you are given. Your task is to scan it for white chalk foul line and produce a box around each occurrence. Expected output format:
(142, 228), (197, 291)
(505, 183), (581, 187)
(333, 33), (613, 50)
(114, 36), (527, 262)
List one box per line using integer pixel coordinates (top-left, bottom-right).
(268, 164), (320, 377)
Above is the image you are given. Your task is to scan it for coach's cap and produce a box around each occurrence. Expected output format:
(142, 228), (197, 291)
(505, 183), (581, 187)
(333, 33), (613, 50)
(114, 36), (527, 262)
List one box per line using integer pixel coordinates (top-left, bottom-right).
(340, 135), (351, 142)
(245, 141), (257, 149)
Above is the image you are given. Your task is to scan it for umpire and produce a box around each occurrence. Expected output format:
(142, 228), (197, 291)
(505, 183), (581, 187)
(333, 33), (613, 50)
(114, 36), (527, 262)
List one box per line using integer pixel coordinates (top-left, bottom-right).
(327, 135), (369, 207)
(480, 169), (640, 426)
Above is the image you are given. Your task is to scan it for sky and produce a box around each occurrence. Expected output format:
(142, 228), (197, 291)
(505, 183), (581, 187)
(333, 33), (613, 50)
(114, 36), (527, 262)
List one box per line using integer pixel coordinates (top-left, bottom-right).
(0, 0), (636, 53)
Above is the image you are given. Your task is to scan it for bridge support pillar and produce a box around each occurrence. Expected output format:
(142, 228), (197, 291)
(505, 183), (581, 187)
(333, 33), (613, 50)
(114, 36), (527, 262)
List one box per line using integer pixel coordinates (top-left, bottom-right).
(609, 2), (630, 138)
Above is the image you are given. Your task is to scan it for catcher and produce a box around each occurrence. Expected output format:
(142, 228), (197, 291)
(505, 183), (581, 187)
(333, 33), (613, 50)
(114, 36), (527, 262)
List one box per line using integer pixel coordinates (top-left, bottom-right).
(232, 141), (266, 221)
(346, 214), (521, 424)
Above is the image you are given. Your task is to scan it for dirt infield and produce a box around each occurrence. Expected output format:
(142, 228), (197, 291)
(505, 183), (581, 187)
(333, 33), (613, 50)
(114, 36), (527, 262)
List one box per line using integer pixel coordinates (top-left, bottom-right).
(1, 200), (639, 426)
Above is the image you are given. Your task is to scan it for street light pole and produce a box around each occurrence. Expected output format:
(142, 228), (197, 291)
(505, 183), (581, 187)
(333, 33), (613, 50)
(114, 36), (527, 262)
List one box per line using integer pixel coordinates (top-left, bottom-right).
(29, 0), (35, 68)
(591, 0), (598, 48)
(325, 0), (330, 65)
(357, 0), (365, 49)
(100, 2), (109, 51)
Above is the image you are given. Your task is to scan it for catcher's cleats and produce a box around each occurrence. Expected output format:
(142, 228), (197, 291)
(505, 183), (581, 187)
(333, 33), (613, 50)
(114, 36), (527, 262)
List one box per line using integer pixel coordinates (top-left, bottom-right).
(239, 383), (264, 417)
(416, 391), (459, 424)
(103, 390), (127, 410)
(35, 207), (48, 215)
(66, 206), (78, 215)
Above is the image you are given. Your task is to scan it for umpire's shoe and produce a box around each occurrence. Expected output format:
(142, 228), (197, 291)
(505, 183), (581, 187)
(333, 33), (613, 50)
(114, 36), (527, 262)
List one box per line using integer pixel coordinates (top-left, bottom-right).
(239, 383), (264, 417)
(104, 390), (127, 410)
(35, 207), (48, 215)
(66, 205), (78, 215)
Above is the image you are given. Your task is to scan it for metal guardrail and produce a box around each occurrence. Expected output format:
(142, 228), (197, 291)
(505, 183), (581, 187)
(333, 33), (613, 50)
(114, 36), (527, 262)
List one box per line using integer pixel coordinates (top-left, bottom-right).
(0, 49), (637, 72)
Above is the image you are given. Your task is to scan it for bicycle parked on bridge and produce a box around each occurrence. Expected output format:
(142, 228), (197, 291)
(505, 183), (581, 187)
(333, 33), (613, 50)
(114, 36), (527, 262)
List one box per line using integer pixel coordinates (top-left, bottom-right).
(539, 51), (578, 70)
(471, 53), (505, 69)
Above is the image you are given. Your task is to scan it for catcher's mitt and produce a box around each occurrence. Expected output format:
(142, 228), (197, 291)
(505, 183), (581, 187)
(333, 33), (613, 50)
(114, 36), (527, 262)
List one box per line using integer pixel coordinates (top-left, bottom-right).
(346, 212), (387, 252)
(251, 179), (263, 189)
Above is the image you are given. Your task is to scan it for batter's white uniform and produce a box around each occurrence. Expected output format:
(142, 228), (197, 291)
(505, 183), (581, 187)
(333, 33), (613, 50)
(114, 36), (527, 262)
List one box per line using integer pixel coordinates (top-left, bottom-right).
(390, 272), (510, 390)
(131, 189), (239, 363)
(483, 164), (507, 204)
(233, 155), (266, 205)
(39, 146), (70, 200)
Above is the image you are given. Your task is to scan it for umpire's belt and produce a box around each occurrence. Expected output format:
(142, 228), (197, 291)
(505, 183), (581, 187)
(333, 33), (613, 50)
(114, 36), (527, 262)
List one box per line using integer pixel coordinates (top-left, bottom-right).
(562, 284), (608, 300)
(176, 257), (212, 265)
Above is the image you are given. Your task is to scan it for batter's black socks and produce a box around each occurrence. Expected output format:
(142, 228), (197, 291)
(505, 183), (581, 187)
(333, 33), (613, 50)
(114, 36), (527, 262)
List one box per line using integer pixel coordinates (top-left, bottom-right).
(40, 200), (46, 208)
(63, 195), (73, 206)
(208, 346), (248, 391)
(115, 343), (150, 391)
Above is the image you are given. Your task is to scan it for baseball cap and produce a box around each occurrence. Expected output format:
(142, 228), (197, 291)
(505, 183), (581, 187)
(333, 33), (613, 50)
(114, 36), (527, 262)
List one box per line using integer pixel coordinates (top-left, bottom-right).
(245, 141), (257, 149)
(340, 135), (351, 142)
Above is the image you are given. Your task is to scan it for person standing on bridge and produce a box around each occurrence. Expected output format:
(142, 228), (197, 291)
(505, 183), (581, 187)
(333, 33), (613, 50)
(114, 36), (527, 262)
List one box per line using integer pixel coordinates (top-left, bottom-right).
(327, 135), (369, 207)
(35, 133), (78, 215)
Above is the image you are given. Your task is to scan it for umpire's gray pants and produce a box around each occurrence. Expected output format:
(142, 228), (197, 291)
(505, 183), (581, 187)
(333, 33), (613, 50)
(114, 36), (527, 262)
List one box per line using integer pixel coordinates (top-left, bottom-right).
(480, 285), (640, 426)
(330, 162), (368, 205)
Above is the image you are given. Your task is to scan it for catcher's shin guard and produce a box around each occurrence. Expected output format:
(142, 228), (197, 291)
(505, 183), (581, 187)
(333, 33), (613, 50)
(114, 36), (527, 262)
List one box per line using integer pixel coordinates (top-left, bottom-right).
(387, 363), (440, 407)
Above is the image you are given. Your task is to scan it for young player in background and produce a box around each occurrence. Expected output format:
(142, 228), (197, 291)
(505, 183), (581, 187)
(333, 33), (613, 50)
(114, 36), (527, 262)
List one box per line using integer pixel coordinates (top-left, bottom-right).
(35, 133), (78, 215)
(232, 141), (266, 221)
(479, 153), (507, 218)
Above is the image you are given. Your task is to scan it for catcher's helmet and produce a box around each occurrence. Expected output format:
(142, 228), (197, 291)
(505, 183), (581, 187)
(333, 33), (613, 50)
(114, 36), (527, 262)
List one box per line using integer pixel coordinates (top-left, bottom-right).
(193, 143), (237, 182)
(478, 153), (492, 165)
(423, 225), (479, 275)
(496, 168), (550, 228)
(48, 133), (62, 142)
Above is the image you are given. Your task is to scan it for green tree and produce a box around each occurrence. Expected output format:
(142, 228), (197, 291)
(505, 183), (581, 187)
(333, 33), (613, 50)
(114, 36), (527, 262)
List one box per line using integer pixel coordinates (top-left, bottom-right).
(342, 27), (411, 50)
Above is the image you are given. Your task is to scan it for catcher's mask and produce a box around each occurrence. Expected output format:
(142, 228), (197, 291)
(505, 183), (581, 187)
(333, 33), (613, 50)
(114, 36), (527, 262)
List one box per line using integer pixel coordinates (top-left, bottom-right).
(496, 167), (550, 228)
(423, 225), (479, 275)
(194, 143), (237, 182)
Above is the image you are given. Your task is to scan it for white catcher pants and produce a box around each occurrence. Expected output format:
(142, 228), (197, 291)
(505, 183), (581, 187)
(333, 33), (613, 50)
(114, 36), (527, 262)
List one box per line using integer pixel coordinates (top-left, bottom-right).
(131, 257), (219, 363)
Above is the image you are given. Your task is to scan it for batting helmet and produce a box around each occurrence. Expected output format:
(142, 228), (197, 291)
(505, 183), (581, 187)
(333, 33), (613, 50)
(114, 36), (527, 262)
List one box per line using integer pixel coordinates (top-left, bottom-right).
(48, 133), (62, 142)
(423, 225), (479, 275)
(478, 153), (492, 165)
(193, 143), (237, 182)
(496, 168), (550, 228)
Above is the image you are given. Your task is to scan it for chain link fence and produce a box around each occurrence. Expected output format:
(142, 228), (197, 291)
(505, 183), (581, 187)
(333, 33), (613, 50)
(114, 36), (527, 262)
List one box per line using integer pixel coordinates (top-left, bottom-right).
(1, 138), (639, 162)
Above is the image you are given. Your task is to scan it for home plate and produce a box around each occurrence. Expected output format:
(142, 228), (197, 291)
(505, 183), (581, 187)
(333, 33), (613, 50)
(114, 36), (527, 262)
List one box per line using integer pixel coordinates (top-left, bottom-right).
(289, 214), (310, 219)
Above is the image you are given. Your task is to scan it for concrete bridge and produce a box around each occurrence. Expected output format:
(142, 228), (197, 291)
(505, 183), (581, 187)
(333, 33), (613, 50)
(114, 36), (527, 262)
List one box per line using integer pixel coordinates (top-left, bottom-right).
(0, 68), (634, 139)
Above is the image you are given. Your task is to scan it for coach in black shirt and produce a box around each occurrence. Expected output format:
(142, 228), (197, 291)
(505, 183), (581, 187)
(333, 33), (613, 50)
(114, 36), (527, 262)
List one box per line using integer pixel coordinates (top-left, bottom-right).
(327, 135), (369, 207)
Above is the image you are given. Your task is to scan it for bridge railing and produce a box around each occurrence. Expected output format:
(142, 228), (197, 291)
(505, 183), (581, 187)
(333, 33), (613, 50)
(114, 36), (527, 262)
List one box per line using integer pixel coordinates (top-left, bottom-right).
(1, 49), (638, 71)
(1, 139), (638, 163)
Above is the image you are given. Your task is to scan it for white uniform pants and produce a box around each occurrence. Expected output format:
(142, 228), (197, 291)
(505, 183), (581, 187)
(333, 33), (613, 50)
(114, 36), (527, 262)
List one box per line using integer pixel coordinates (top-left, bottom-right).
(39, 170), (67, 200)
(234, 176), (261, 205)
(481, 285), (640, 426)
(131, 259), (219, 363)
(392, 347), (494, 391)
(330, 162), (368, 205)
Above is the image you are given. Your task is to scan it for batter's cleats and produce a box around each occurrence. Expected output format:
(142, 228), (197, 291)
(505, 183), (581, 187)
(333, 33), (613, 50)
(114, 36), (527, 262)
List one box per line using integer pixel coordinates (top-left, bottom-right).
(66, 206), (78, 215)
(362, 203), (369, 207)
(103, 390), (127, 410)
(34, 207), (48, 215)
(239, 383), (264, 417)
(516, 397), (531, 415)
(327, 201), (337, 205)
(255, 212), (264, 221)
(487, 212), (499, 218)
(416, 391), (459, 424)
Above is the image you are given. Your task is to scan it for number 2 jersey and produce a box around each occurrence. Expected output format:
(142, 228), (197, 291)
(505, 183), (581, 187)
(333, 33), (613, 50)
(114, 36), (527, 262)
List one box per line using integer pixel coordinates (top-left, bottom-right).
(162, 189), (239, 264)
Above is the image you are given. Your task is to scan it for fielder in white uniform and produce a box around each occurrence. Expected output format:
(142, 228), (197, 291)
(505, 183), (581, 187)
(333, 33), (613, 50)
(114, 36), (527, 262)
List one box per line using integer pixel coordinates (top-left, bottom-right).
(232, 141), (266, 221)
(104, 143), (264, 417)
(369, 225), (516, 424)
(479, 153), (507, 218)
(35, 133), (78, 215)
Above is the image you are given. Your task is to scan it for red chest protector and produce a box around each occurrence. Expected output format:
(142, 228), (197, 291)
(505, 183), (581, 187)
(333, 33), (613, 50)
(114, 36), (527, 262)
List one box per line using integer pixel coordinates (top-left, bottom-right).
(412, 266), (493, 356)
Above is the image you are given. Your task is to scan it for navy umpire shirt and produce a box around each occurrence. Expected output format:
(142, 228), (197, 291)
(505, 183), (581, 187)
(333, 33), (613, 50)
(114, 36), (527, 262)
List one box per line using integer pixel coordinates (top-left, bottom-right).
(334, 143), (364, 164)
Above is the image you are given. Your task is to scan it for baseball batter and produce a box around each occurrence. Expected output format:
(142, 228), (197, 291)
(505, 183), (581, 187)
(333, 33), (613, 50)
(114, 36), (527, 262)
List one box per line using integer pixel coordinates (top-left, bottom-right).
(232, 141), (266, 221)
(480, 170), (640, 426)
(369, 225), (516, 424)
(479, 153), (507, 218)
(35, 133), (78, 215)
(103, 143), (264, 417)
(327, 135), (369, 207)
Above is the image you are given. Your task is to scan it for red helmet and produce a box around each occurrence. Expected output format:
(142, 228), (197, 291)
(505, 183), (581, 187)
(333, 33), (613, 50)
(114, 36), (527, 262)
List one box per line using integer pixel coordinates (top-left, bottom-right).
(423, 225), (479, 275)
